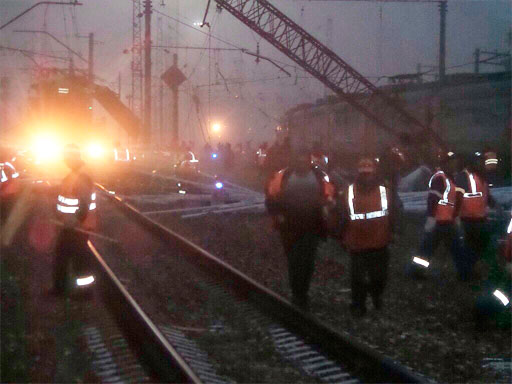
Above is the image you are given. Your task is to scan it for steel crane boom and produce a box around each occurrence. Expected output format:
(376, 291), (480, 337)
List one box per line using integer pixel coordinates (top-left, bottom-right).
(213, 0), (445, 149)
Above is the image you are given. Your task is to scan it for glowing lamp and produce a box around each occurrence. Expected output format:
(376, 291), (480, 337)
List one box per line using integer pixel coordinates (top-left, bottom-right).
(87, 143), (104, 159)
(212, 123), (221, 133)
(215, 182), (223, 189)
(212, 153), (218, 159)
(32, 135), (61, 162)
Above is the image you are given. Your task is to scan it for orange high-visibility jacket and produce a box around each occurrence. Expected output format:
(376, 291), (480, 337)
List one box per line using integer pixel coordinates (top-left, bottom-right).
(265, 167), (335, 203)
(56, 167), (97, 231)
(342, 183), (391, 252)
(429, 171), (457, 223)
(0, 161), (20, 199)
(460, 170), (488, 220)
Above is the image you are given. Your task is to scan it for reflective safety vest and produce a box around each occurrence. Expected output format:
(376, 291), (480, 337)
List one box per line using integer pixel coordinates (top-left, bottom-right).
(342, 184), (391, 251)
(114, 148), (130, 162)
(0, 161), (20, 198)
(460, 171), (487, 220)
(429, 171), (456, 223)
(56, 170), (97, 231)
(266, 168), (334, 202)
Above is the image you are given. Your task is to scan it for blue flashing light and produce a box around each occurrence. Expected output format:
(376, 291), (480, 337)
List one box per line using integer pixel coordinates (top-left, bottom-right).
(212, 153), (218, 159)
(215, 182), (223, 189)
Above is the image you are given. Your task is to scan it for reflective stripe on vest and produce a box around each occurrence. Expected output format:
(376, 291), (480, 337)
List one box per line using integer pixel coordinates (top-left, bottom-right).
(429, 171), (454, 207)
(485, 158), (498, 165)
(57, 193), (96, 213)
(493, 290), (510, 306)
(461, 171), (487, 220)
(1, 162), (19, 182)
(507, 217), (512, 234)
(348, 184), (388, 220)
(114, 148), (130, 161)
(4, 162), (19, 179)
(463, 172), (483, 198)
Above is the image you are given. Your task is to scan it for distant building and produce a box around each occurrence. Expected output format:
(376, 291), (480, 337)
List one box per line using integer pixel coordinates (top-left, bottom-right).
(281, 71), (511, 161)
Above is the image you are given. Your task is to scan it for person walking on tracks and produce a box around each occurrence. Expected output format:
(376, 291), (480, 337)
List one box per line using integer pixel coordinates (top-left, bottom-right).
(265, 147), (335, 310)
(54, 144), (97, 295)
(409, 151), (466, 280)
(455, 152), (501, 280)
(339, 158), (397, 316)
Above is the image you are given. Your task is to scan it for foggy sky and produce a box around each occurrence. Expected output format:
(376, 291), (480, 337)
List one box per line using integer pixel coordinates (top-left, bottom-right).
(1, 0), (510, 145)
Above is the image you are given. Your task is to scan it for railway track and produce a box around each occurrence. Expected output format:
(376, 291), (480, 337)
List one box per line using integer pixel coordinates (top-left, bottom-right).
(83, 183), (431, 383)
(103, 168), (264, 218)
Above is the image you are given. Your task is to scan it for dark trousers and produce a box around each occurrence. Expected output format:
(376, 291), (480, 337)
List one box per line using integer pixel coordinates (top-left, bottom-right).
(350, 248), (389, 310)
(420, 223), (467, 280)
(280, 231), (321, 306)
(462, 220), (490, 275)
(54, 228), (89, 293)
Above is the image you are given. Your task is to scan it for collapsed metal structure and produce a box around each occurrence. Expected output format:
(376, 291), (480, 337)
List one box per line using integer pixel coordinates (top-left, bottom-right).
(213, 0), (445, 149)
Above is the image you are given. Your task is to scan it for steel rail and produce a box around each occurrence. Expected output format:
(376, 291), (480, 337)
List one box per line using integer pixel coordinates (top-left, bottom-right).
(86, 240), (202, 383)
(95, 182), (428, 383)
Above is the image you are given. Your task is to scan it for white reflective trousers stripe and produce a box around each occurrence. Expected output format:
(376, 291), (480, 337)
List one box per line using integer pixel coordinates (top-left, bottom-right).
(493, 290), (510, 306)
(58, 195), (79, 205)
(76, 275), (95, 286)
(348, 184), (388, 220)
(413, 257), (430, 268)
(57, 204), (79, 213)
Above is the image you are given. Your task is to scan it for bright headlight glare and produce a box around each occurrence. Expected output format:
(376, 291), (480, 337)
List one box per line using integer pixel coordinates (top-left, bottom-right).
(32, 136), (61, 161)
(87, 143), (104, 158)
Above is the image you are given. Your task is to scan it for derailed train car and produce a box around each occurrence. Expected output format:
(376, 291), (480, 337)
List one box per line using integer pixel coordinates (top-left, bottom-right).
(281, 71), (511, 171)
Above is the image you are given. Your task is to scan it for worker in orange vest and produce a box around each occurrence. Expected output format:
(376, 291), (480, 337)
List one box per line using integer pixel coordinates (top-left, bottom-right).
(265, 147), (335, 310)
(409, 151), (466, 280)
(483, 149), (499, 188)
(339, 157), (396, 316)
(455, 152), (501, 280)
(474, 212), (511, 331)
(0, 149), (21, 222)
(54, 144), (96, 295)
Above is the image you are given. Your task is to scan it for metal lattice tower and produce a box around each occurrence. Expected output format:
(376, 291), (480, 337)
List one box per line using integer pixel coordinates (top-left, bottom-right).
(213, 0), (445, 148)
(131, 0), (144, 120)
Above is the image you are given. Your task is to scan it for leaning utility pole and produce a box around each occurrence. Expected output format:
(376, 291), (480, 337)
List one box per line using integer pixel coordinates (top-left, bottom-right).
(438, 0), (447, 84)
(132, 0), (144, 129)
(88, 32), (94, 82)
(144, 0), (152, 146)
(171, 53), (179, 145)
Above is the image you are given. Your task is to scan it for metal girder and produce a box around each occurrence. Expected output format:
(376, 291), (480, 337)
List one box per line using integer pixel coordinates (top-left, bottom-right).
(214, 0), (445, 148)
